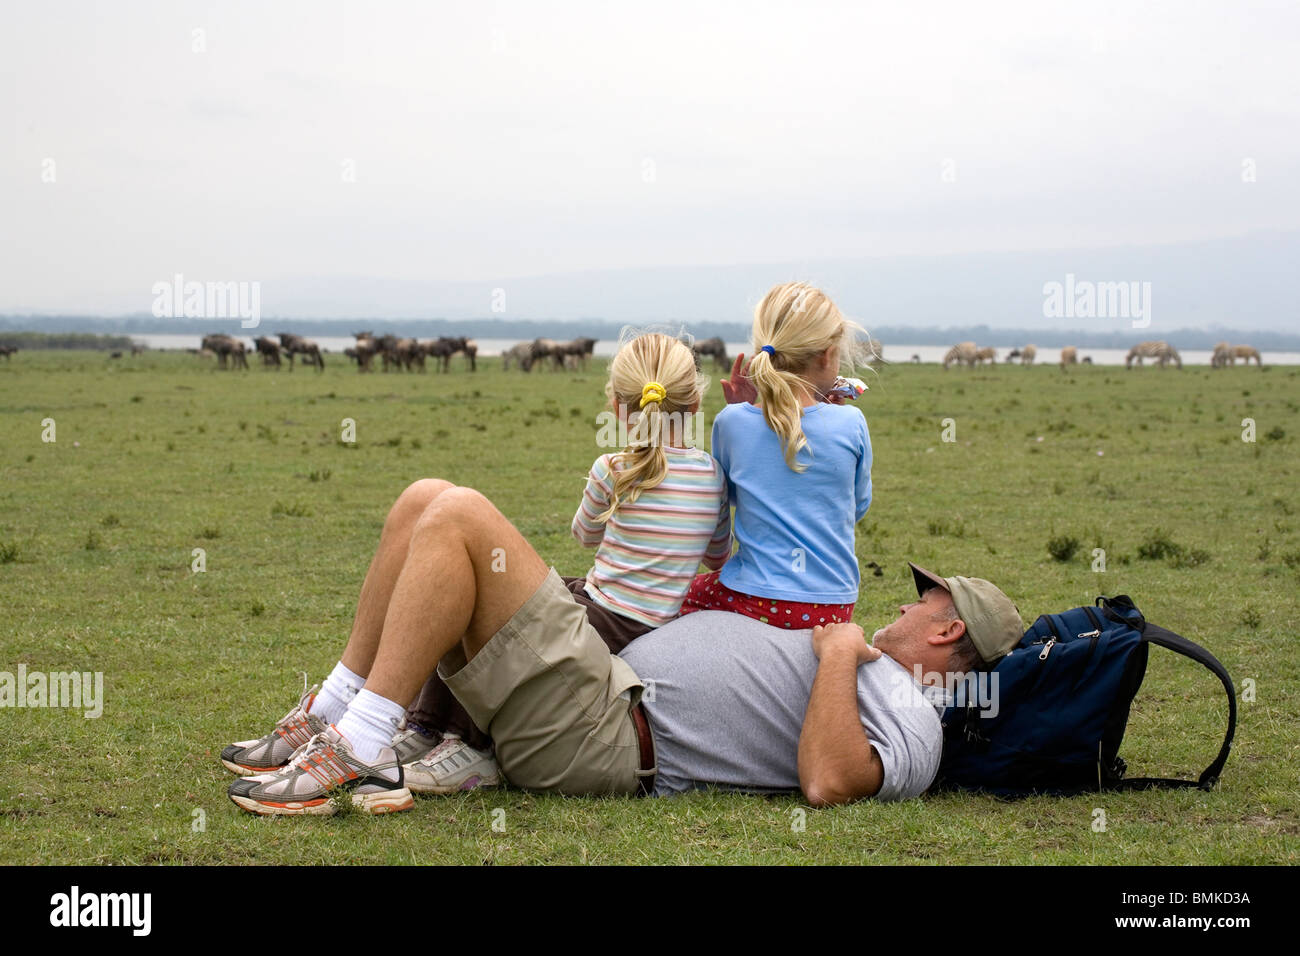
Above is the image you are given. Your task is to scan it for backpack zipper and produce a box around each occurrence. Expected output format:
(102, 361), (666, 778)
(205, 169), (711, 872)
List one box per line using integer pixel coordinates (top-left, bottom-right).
(1038, 637), (1057, 660)
(1077, 629), (1100, 639)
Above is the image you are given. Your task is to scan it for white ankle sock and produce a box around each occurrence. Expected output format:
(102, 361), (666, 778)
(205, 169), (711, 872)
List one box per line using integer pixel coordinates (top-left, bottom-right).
(312, 661), (364, 726)
(335, 689), (407, 763)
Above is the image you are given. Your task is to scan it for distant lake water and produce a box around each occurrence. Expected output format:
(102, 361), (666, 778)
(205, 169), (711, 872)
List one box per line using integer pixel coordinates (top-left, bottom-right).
(134, 334), (1300, 367)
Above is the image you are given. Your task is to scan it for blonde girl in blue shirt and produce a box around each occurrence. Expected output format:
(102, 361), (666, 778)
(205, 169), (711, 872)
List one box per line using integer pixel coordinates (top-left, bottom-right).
(681, 281), (873, 628)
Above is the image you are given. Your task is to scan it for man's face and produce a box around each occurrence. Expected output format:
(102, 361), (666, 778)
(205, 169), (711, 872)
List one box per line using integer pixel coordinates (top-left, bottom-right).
(872, 586), (957, 654)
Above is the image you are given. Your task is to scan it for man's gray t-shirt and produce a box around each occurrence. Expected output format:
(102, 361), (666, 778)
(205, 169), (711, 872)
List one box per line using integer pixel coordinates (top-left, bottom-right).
(619, 611), (942, 801)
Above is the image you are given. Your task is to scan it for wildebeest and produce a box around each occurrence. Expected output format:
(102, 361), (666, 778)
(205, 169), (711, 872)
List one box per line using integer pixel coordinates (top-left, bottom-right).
(0, 345), (18, 360)
(201, 334), (249, 370)
(559, 337), (596, 370)
(277, 333), (325, 371)
(253, 336), (282, 368)
(692, 337), (728, 371)
(393, 338), (423, 371)
(942, 342), (978, 369)
(1126, 340), (1181, 369)
(1059, 346), (1078, 370)
(130, 344), (146, 356)
(367, 334), (399, 371)
(350, 332), (379, 371)
(421, 336), (478, 372)
(529, 338), (565, 371)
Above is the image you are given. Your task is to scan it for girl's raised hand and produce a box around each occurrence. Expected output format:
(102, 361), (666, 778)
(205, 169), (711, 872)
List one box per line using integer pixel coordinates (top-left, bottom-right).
(721, 353), (757, 405)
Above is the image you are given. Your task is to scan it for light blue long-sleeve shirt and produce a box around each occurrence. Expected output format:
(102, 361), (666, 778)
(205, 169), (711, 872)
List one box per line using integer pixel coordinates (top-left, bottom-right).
(710, 401), (872, 604)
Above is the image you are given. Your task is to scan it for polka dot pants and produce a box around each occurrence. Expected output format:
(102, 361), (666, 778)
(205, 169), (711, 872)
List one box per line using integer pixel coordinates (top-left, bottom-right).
(679, 570), (855, 628)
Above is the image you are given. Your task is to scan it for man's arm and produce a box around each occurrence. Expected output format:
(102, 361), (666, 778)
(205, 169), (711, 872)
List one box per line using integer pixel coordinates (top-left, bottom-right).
(797, 624), (884, 807)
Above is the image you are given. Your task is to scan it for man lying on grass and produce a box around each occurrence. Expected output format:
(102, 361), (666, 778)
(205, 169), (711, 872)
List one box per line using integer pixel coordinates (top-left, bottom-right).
(224, 478), (1022, 814)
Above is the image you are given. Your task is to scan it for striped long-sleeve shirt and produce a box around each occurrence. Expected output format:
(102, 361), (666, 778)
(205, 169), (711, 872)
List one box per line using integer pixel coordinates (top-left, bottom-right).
(572, 447), (732, 628)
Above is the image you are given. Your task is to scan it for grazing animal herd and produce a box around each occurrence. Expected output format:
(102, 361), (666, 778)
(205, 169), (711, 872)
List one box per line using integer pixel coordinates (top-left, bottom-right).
(188, 332), (598, 374)
(342, 333), (477, 373)
(0, 334), (1272, 372)
(939, 338), (1263, 371)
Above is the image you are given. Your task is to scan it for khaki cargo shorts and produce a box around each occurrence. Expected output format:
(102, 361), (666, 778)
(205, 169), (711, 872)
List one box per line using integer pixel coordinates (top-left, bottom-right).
(440, 568), (650, 795)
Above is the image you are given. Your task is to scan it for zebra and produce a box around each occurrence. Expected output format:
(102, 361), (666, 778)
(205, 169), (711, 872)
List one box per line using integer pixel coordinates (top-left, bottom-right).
(1126, 340), (1181, 369)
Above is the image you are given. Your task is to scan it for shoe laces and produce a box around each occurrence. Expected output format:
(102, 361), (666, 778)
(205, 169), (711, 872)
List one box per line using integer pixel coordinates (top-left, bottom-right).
(284, 732), (333, 773)
(418, 734), (464, 767)
(276, 683), (319, 729)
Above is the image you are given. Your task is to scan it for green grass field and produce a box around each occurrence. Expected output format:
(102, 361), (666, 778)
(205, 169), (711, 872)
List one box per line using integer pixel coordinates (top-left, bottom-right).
(1, 349), (1297, 864)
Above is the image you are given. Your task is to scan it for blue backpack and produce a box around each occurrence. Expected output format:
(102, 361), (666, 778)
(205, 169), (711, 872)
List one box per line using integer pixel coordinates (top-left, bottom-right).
(933, 594), (1237, 796)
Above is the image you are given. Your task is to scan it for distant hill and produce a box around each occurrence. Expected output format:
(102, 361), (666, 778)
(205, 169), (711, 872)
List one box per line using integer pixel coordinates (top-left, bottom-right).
(4, 229), (1296, 339)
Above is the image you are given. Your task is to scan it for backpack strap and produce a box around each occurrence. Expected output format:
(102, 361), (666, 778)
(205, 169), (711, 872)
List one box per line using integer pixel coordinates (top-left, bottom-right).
(1107, 622), (1237, 792)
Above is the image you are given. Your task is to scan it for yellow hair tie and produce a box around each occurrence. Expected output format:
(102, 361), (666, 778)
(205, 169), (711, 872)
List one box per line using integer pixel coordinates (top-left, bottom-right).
(640, 382), (667, 408)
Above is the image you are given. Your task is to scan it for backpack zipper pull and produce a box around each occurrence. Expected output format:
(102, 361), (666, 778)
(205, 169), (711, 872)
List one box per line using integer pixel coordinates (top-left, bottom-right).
(1038, 637), (1057, 660)
(1078, 629), (1100, 639)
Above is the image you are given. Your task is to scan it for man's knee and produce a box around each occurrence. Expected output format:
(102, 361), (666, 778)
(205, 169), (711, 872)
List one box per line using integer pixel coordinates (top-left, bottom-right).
(411, 486), (496, 543)
(387, 478), (455, 531)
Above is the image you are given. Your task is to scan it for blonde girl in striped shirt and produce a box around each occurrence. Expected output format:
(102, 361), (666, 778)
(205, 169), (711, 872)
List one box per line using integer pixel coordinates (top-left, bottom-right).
(569, 332), (732, 648)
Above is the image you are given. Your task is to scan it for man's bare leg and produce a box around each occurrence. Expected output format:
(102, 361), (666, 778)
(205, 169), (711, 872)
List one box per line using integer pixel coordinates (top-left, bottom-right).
(363, 486), (549, 708)
(220, 478), (464, 776)
(339, 478), (456, 677)
(226, 482), (546, 782)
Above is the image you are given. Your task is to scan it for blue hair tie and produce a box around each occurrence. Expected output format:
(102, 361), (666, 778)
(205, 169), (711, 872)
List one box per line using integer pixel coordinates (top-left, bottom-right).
(760, 345), (776, 358)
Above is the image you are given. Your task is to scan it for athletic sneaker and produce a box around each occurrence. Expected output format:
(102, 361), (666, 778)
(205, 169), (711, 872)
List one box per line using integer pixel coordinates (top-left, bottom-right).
(227, 725), (413, 816)
(391, 721), (440, 765)
(402, 733), (502, 794)
(221, 685), (327, 776)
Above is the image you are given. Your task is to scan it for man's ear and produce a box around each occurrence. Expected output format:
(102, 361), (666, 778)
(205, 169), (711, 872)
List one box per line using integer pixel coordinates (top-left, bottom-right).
(927, 617), (966, 648)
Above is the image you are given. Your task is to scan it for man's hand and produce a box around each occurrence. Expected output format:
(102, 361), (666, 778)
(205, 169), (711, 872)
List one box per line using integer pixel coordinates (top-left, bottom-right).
(810, 623), (881, 666)
(721, 353), (757, 405)
(799, 621), (884, 806)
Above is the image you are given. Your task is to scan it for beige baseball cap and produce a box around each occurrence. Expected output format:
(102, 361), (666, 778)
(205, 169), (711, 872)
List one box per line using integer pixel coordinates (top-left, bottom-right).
(908, 562), (1023, 664)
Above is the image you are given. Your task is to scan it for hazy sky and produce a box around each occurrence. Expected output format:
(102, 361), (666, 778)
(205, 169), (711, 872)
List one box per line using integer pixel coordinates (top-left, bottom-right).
(2, 0), (1298, 314)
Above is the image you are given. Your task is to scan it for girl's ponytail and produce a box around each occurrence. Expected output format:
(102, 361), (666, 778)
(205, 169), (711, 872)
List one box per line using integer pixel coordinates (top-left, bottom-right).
(596, 384), (671, 522)
(749, 282), (868, 472)
(747, 348), (809, 471)
(594, 333), (707, 523)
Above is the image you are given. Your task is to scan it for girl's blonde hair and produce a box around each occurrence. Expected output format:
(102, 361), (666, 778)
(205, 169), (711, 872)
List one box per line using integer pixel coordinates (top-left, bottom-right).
(747, 281), (867, 471)
(596, 331), (709, 523)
